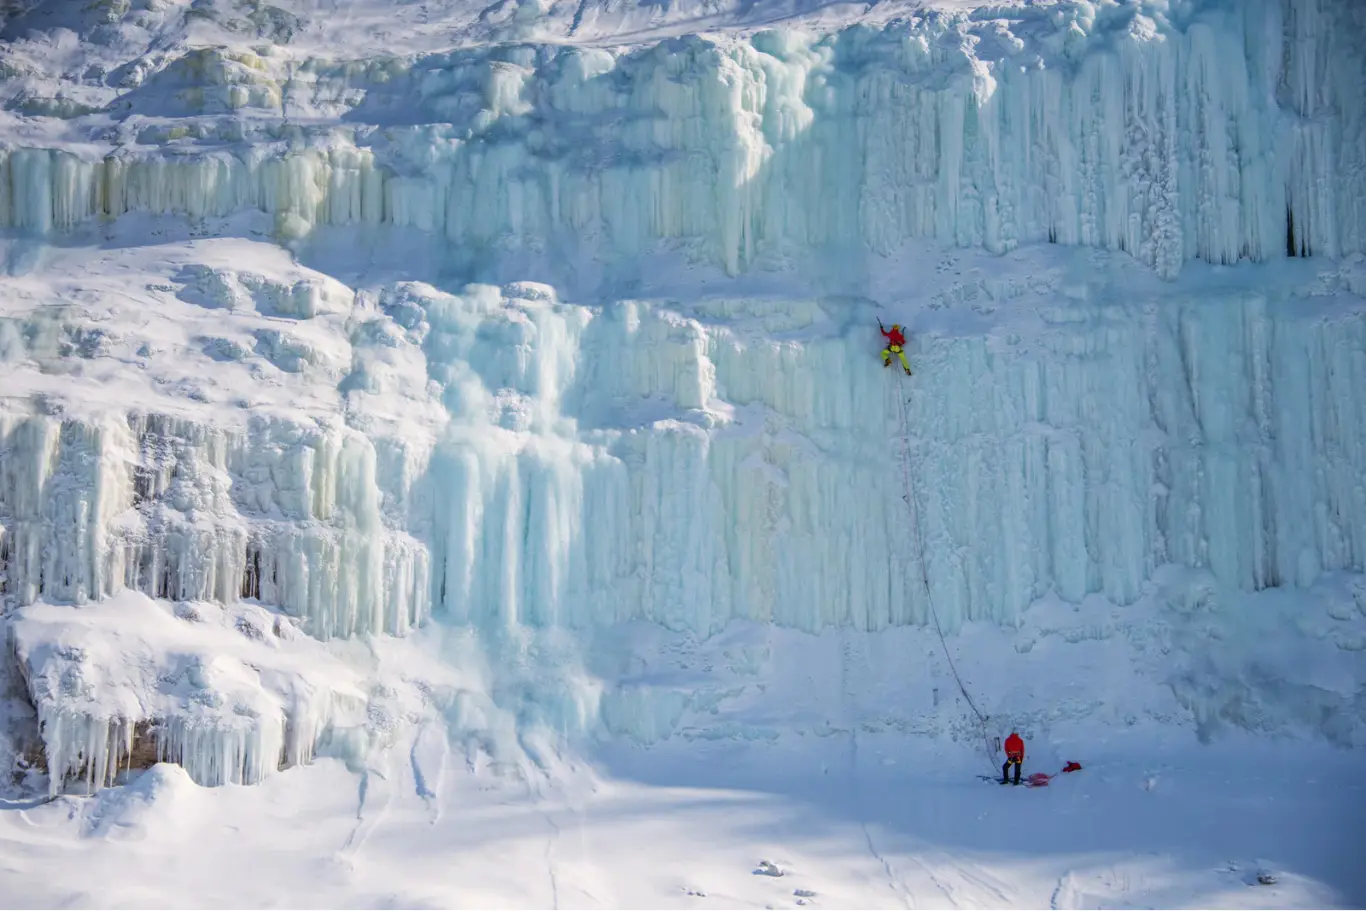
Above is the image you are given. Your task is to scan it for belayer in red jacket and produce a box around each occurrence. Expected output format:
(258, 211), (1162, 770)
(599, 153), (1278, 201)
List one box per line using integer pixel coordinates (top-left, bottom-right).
(1002, 731), (1025, 785)
(878, 319), (912, 375)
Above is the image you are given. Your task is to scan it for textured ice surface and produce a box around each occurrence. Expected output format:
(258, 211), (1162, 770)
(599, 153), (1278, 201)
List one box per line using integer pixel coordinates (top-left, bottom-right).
(5, 251), (1364, 634)
(1, 0), (1365, 795)
(0, 409), (432, 639)
(1, 0), (1363, 277)
(4, 237), (1363, 793)
(10, 592), (370, 795)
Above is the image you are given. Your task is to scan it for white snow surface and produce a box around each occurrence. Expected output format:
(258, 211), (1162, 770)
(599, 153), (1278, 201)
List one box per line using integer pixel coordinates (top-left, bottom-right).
(1, 732), (1363, 909)
(1, 0), (1366, 906)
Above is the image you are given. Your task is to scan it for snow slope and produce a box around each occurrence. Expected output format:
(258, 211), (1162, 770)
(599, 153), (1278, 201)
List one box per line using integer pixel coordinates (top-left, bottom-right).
(1, 0), (1365, 906)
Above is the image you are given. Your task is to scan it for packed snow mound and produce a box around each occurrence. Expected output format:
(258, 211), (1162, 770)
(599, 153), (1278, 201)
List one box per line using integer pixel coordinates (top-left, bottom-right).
(78, 762), (202, 842)
(1, 0), (1364, 277)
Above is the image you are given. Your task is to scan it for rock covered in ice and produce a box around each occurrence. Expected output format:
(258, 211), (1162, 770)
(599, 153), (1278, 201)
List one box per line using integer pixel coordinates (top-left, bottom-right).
(9, 592), (371, 796)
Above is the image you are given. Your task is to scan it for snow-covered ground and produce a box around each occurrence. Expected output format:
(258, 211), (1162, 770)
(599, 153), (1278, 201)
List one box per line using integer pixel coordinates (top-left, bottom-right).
(2, 0), (1366, 906)
(2, 732), (1362, 909)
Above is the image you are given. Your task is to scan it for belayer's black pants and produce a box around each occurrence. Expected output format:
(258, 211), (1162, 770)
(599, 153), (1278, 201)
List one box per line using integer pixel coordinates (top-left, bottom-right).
(1002, 758), (1021, 784)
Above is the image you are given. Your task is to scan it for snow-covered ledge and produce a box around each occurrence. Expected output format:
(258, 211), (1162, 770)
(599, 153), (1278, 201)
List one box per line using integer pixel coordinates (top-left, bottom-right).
(8, 592), (368, 795)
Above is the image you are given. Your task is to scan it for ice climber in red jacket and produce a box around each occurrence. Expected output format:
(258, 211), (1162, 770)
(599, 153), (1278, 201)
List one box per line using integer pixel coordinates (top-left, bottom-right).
(1002, 731), (1025, 785)
(878, 319), (912, 375)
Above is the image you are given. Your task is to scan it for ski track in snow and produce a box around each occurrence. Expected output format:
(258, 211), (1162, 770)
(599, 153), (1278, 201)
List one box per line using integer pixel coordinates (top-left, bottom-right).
(409, 722), (449, 824)
(909, 850), (1016, 909)
(339, 765), (396, 869)
(1050, 871), (1079, 910)
(543, 809), (562, 911)
(851, 729), (914, 910)
(843, 632), (915, 909)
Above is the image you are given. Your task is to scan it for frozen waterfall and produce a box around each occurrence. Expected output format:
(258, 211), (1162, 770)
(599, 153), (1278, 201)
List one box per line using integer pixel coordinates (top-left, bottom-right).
(6, 278), (1364, 640)
(1, 0), (1364, 795)
(0, 0), (1363, 277)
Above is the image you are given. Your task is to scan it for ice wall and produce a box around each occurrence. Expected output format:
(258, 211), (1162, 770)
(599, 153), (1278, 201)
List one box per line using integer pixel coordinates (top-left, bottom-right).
(0, 410), (431, 640)
(8, 592), (372, 795)
(1, 0), (1363, 277)
(3, 273), (1363, 800)
(413, 278), (1366, 636)
(4, 255), (1366, 790)
(9, 272), (1362, 641)
(3, 0), (1366, 789)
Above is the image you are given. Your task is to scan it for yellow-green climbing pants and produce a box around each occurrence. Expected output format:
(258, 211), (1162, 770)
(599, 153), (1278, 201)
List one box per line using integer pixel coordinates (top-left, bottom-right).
(882, 344), (910, 373)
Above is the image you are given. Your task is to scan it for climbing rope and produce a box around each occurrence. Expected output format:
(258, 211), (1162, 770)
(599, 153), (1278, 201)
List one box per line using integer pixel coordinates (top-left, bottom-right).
(893, 388), (999, 774)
